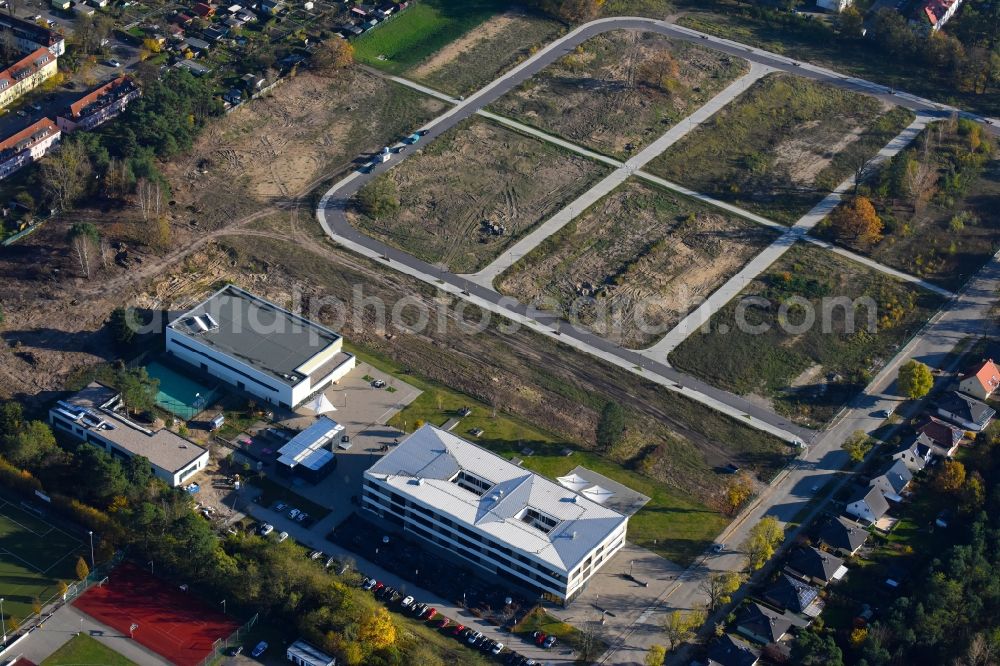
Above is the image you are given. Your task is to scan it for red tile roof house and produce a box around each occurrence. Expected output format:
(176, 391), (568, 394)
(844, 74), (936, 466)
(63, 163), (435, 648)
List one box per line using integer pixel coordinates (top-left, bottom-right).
(959, 359), (1000, 401)
(193, 2), (216, 17)
(916, 415), (965, 456)
(911, 0), (965, 33)
(57, 76), (141, 133)
(0, 118), (60, 180)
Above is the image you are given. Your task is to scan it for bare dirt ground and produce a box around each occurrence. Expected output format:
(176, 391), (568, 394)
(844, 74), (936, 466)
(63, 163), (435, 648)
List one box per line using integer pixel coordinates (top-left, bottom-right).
(410, 13), (519, 79)
(349, 116), (611, 273)
(497, 179), (778, 347)
(488, 29), (748, 158)
(0, 70), (445, 405)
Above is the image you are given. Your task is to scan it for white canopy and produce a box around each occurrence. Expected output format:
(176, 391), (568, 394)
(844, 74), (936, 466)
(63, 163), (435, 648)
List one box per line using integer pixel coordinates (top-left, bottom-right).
(557, 474), (589, 492)
(581, 485), (614, 505)
(304, 393), (337, 414)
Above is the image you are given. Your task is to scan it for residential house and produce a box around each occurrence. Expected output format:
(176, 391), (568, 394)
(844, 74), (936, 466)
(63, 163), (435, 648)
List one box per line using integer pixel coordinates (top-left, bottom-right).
(343, 24), (363, 36)
(57, 76), (141, 133)
(0, 118), (60, 180)
(192, 1), (216, 17)
(226, 3), (242, 12)
(260, 0), (283, 14)
(0, 47), (58, 110)
(890, 436), (933, 472)
(349, 5), (368, 17)
(223, 87), (242, 105)
(707, 634), (760, 666)
(846, 485), (890, 524)
(241, 73), (265, 90)
(916, 416), (964, 457)
(174, 59), (212, 75)
(235, 9), (256, 22)
(936, 391), (995, 432)
(203, 26), (228, 41)
(763, 574), (823, 617)
(735, 603), (793, 645)
(361, 18), (379, 30)
(959, 359), (1000, 401)
(912, 0), (964, 33)
(869, 459), (913, 502)
(0, 14), (65, 56)
(50, 0), (71, 9)
(817, 515), (868, 556)
(88, 0), (109, 7)
(184, 36), (211, 53)
(172, 12), (194, 25)
(785, 546), (848, 586)
(74, 4), (96, 16)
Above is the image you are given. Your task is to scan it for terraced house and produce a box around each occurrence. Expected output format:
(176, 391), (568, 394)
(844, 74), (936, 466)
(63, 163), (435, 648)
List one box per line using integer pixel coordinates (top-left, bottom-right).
(0, 46), (58, 109)
(0, 14), (65, 56)
(0, 118), (59, 180)
(362, 425), (629, 603)
(57, 76), (141, 132)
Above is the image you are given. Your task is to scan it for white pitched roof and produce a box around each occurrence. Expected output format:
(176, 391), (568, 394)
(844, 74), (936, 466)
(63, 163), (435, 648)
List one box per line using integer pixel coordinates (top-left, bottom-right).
(365, 425), (627, 573)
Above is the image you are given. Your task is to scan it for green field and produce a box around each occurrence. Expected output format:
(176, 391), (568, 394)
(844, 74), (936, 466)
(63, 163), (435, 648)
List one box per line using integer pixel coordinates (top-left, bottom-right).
(0, 500), (85, 622)
(42, 635), (137, 666)
(351, 343), (728, 566)
(353, 0), (507, 74)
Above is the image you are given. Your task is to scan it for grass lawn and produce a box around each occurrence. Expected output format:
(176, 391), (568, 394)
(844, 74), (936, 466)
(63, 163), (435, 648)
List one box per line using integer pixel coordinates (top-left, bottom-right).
(351, 343), (727, 566)
(489, 30), (748, 159)
(353, 0), (507, 74)
(813, 120), (1000, 292)
(669, 243), (946, 426)
(0, 500), (85, 621)
(496, 178), (779, 347)
(512, 606), (608, 657)
(42, 635), (136, 666)
(349, 116), (611, 273)
(646, 73), (915, 224)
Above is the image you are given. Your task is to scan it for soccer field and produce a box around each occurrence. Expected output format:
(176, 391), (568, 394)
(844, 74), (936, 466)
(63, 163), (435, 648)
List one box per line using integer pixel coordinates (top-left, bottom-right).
(0, 499), (85, 621)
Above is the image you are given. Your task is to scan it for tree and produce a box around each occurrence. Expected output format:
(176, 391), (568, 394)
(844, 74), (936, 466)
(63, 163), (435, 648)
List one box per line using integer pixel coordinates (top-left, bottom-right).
(644, 644), (666, 666)
(842, 429), (873, 462)
(0, 400), (24, 438)
(357, 176), (399, 219)
(313, 38), (353, 74)
(547, 0), (601, 22)
(40, 139), (93, 211)
(115, 367), (159, 416)
(830, 196), (883, 248)
(596, 401), (625, 452)
(791, 630), (844, 666)
(109, 307), (137, 349)
(75, 555), (90, 581)
(934, 459), (966, 494)
(67, 222), (100, 278)
(58, 580), (69, 599)
(898, 359), (933, 399)
(2, 420), (58, 467)
(742, 516), (783, 571)
(638, 51), (681, 94)
(662, 609), (705, 651)
(358, 606), (396, 651)
(700, 571), (744, 611)
(722, 473), (754, 516)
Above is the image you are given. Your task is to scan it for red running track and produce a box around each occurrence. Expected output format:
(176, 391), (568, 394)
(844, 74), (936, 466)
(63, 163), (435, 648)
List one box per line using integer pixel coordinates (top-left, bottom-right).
(74, 562), (239, 666)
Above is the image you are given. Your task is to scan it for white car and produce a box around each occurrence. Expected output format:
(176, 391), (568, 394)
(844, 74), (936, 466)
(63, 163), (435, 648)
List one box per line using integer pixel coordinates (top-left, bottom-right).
(400, 595), (414, 608)
(491, 642), (504, 655)
(288, 508), (301, 519)
(277, 531), (289, 543)
(259, 523), (273, 536)
(362, 578), (377, 591)
(466, 630), (483, 645)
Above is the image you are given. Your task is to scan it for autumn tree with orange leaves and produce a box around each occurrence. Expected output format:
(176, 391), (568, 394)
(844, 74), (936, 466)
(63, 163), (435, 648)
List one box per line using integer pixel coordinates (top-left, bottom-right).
(830, 196), (883, 248)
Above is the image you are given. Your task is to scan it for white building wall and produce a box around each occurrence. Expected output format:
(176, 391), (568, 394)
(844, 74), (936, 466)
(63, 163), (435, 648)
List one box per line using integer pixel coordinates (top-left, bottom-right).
(166, 328), (295, 407)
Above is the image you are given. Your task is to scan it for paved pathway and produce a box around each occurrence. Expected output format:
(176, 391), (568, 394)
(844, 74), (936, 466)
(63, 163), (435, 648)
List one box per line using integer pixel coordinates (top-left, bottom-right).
(463, 62), (774, 287)
(639, 112), (947, 358)
(7, 604), (170, 666)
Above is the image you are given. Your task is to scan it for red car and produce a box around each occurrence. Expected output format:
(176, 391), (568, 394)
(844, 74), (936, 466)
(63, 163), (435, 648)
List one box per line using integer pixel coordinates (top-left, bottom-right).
(533, 631), (547, 646)
(425, 608), (437, 620)
(452, 624), (465, 636)
(438, 617), (450, 628)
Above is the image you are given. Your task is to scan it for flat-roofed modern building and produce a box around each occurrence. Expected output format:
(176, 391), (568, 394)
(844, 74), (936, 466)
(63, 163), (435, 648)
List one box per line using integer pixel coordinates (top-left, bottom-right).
(165, 285), (355, 409)
(362, 425), (629, 603)
(49, 382), (209, 487)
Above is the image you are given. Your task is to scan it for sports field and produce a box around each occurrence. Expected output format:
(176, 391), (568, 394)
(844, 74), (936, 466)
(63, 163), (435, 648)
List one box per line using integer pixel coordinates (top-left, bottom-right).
(41, 634), (137, 666)
(74, 562), (240, 666)
(353, 0), (506, 73)
(0, 499), (84, 621)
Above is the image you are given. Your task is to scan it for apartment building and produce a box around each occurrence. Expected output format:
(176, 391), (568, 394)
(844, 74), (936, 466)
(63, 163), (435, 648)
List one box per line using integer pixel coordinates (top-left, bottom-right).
(0, 46), (58, 110)
(0, 117), (60, 180)
(0, 14), (65, 56)
(57, 76), (141, 132)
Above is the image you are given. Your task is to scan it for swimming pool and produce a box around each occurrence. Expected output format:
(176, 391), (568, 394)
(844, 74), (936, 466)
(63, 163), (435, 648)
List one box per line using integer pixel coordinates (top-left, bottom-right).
(145, 361), (220, 420)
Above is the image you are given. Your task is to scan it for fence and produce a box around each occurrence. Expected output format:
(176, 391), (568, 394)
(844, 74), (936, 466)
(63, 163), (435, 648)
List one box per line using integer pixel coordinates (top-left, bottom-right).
(195, 611), (259, 666)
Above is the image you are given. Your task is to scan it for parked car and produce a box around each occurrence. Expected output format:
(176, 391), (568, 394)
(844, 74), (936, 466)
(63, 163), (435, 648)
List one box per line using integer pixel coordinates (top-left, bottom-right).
(362, 578), (377, 591)
(400, 595), (415, 608)
(452, 624), (465, 636)
(412, 603), (427, 616)
(296, 512), (309, 523)
(542, 635), (557, 649)
(251, 641), (268, 658)
(228, 645), (243, 656)
(373, 582), (385, 595)
(309, 550), (324, 560)
(29, 102), (42, 111)
(876, 406), (895, 418)
(438, 617), (450, 628)
(258, 523), (274, 536)
(288, 508), (301, 519)
(277, 531), (289, 543)
(467, 630), (483, 645)
(491, 641), (505, 655)
(371, 379), (386, 388)
(533, 632), (546, 646)
(106, 59), (122, 67)
(274, 502), (288, 512)
(425, 607), (438, 620)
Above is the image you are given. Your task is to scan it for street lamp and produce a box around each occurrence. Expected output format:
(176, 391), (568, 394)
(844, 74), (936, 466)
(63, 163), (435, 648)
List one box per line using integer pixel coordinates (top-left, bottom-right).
(88, 531), (95, 570)
(1, 597), (6, 644)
